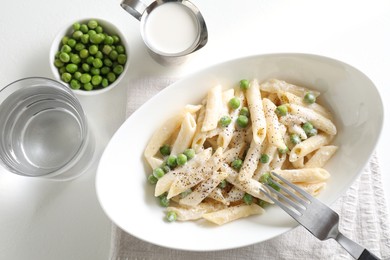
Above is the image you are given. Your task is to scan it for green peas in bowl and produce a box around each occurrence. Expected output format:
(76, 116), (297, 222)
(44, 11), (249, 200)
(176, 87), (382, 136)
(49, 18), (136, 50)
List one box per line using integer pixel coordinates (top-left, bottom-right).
(50, 18), (129, 95)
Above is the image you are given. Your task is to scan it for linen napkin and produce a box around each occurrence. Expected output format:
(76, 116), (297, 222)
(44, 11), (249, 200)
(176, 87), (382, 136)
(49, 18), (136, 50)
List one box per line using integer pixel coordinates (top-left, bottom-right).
(111, 78), (390, 260)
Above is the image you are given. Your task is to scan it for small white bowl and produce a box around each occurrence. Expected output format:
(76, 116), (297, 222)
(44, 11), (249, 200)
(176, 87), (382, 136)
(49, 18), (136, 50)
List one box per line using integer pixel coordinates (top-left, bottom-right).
(49, 18), (129, 95)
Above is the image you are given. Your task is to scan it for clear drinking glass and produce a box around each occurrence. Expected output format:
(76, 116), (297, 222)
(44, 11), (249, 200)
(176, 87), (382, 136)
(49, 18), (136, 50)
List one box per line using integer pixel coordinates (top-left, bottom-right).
(0, 77), (95, 180)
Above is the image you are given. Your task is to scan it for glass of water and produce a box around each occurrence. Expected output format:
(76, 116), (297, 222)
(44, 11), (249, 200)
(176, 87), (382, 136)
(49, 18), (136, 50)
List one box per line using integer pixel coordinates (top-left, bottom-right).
(0, 77), (95, 180)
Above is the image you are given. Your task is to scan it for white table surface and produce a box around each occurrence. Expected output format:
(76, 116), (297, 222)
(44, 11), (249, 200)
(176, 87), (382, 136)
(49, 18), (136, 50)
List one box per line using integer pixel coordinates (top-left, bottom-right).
(0, 0), (389, 259)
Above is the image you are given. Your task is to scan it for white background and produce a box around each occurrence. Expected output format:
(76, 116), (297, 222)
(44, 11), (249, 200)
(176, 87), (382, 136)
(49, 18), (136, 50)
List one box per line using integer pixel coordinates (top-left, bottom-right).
(0, 0), (389, 259)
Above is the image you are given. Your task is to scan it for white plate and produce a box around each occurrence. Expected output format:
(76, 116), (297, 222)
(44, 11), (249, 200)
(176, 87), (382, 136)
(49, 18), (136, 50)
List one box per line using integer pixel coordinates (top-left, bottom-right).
(96, 53), (383, 251)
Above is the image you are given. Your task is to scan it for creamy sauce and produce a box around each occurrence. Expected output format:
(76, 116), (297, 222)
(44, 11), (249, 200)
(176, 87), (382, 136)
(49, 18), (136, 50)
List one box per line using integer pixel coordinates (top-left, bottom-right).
(144, 2), (199, 54)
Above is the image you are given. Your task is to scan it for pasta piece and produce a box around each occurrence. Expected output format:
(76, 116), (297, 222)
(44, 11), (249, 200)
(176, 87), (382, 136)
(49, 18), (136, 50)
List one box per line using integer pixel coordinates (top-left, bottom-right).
(167, 202), (226, 221)
(144, 114), (183, 168)
(202, 85), (223, 132)
(289, 134), (331, 162)
(179, 171), (229, 207)
(167, 148), (224, 199)
(291, 157), (305, 169)
(202, 204), (264, 225)
(191, 105), (206, 152)
(238, 139), (263, 181)
(304, 145), (338, 168)
(171, 112), (197, 155)
(289, 104), (337, 135)
(208, 187), (229, 205)
(269, 151), (287, 170)
(253, 141), (277, 180)
(226, 186), (245, 203)
(289, 124), (307, 140)
(296, 182), (326, 196)
(260, 79), (320, 97)
(272, 168), (330, 183)
(246, 79), (267, 144)
(263, 98), (287, 150)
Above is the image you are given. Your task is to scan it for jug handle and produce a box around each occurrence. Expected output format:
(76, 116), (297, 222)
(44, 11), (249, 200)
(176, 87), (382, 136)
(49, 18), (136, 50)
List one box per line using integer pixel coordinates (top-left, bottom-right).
(120, 0), (147, 21)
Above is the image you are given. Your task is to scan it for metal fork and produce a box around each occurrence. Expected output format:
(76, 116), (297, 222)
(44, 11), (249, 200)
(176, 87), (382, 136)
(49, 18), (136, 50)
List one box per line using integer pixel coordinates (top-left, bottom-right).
(260, 172), (381, 260)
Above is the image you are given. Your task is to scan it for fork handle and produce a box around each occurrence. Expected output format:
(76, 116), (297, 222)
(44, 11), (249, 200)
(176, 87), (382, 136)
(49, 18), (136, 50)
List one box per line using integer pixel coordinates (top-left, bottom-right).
(358, 249), (381, 260)
(336, 233), (380, 259)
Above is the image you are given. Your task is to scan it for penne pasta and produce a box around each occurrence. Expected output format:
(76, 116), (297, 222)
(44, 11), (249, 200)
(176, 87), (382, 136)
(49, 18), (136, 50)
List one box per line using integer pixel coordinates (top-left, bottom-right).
(246, 79), (267, 145)
(289, 134), (331, 162)
(202, 204), (265, 225)
(202, 85), (223, 132)
(171, 112), (197, 155)
(304, 145), (338, 168)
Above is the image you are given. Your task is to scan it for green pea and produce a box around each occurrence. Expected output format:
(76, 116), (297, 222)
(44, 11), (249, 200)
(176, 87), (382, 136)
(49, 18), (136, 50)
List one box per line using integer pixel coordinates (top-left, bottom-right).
(159, 144), (171, 156)
(302, 122), (314, 134)
(80, 24), (89, 33)
(104, 36), (114, 45)
(72, 30), (83, 40)
(86, 56), (94, 64)
(104, 58), (113, 67)
(116, 45), (125, 54)
(243, 193), (253, 205)
(88, 29), (97, 37)
(260, 154), (269, 164)
(84, 82), (93, 91)
(90, 68), (100, 75)
(278, 147), (289, 154)
(89, 45), (98, 55)
(260, 172), (271, 184)
(73, 22), (81, 30)
(237, 115), (249, 128)
(70, 54), (81, 64)
(79, 49), (89, 59)
(147, 174), (158, 185)
(101, 66), (110, 75)
(95, 51), (103, 59)
(59, 67), (66, 74)
(180, 189), (192, 198)
(70, 79), (81, 90)
(65, 63), (78, 73)
(102, 45), (112, 55)
(81, 34), (90, 44)
(61, 72), (72, 83)
(67, 38), (76, 48)
(75, 43), (85, 51)
(290, 134), (301, 145)
(240, 107), (250, 117)
(91, 75), (102, 86)
(117, 54), (127, 65)
(258, 199), (269, 208)
(109, 50), (118, 60)
(90, 33), (104, 44)
(74, 71), (82, 80)
(183, 148), (195, 160)
(218, 179), (227, 189)
(166, 155), (177, 168)
(55, 51), (60, 58)
(112, 35), (120, 43)
(80, 73), (91, 84)
(307, 128), (318, 137)
(95, 25), (103, 33)
(82, 63), (90, 72)
(61, 36), (69, 45)
(107, 72), (116, 83)
(229, 97), (241, 109)
(231, 158), (243, 170)
(59, 52), (70, 63)
(153, 167), (165, 179)
(61, 44), (71, 53)
(304, 92), (316, 104)
(276, 105), (288, 116)
(219, 115), (231, 127)
(87, 20), (98, 29)
(239, 79), (249, 90)
(101, 78), (109, 88)
(113, 65), (123, 75)
(176, 154), (187, 166)
(166, 211), (177, 222)
(54, 59), (64, 68)
(92, 58), (103, 68)
(159, 194), (170, 207)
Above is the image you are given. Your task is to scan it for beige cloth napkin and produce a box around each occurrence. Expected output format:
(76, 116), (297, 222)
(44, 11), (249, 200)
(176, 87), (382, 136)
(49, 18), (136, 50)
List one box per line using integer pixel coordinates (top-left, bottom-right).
(111, 78), (390, 260)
